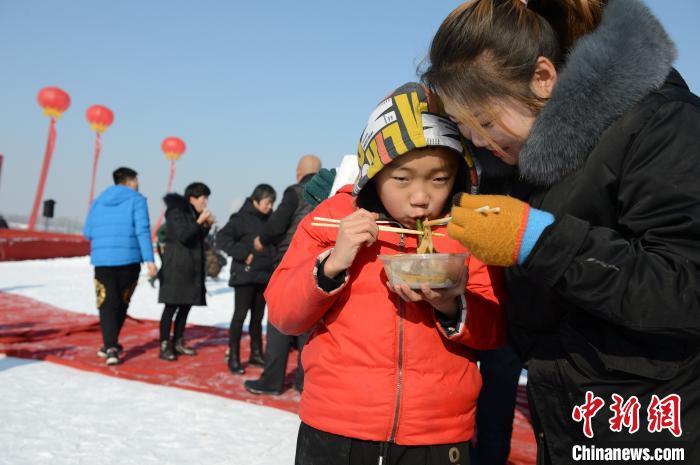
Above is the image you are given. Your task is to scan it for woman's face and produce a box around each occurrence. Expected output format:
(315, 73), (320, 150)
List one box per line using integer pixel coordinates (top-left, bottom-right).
(442, 97), (536, 166)
(253, 197), (274, 215)
(189, 195), (208, 213)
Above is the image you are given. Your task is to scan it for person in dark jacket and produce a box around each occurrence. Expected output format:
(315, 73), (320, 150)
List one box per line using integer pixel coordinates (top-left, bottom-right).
(217, 184), (276, 374)
(157, 182), (214, 361)
(244, 154), (320, 395)
(84, 167), (157, 366)
(423, 0), (700, 463)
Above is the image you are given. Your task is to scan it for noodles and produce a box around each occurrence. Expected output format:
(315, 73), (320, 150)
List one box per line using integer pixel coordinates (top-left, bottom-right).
(416, 218), (436, 254)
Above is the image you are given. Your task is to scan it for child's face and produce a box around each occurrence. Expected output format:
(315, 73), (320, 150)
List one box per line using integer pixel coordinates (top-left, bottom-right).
(374, 147), (458, 228)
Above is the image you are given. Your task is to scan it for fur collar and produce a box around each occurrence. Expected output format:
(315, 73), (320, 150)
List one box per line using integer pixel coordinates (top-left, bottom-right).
(163, 193), (192, 212)
(518, 0), (676, 186)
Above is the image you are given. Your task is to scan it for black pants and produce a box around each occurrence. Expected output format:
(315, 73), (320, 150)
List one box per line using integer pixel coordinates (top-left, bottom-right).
(296, 422), (471, 465)
(159, 304), (192, 342)
(256, 323), (308, 391)
(94, 264), (141, 349)
(230, 284), (266, 352)
(471, 345), (522, 465)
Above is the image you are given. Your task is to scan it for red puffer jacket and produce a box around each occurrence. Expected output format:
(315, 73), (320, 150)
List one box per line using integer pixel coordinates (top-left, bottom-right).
(266, 186), (506, 445)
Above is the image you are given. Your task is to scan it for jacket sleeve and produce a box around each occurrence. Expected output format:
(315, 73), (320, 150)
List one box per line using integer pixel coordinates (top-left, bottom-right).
(432, 261), (506, 350)
(524, 101), (700, 339)
(216, 216), (251, 261)
(83, 204), (95, 240)
(259, 186), (298, 246)
(133, 196), (155, 262)
(166, 207), (205, 247)
(265, 201), (346, 335)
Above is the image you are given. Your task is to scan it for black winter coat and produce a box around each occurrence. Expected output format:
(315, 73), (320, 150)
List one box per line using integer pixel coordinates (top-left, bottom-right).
(259, 173), (315, 266)
(473, 1), (700, 461)
(217, 198), (275, 287)
(157, 194), (208, 306)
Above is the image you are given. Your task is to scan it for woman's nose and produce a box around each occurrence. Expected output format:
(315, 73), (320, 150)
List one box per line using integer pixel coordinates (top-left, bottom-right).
(471, 132), (489, 148)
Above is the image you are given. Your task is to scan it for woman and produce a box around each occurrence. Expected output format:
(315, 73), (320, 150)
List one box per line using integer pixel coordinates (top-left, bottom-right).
(217, 184), (276, 374)
(157, 182), (214, 360)
(423, 0), (700, 463)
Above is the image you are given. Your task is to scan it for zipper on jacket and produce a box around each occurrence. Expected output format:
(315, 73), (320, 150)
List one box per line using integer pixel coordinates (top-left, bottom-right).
(388, 232), (406, 442)
(377, 442), (389, 465)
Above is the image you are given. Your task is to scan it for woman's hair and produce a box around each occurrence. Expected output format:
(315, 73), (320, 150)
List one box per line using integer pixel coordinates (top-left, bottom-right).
(184, 182), (211, 200)
(251, 184), (277, 203)
(421, 0), (604, 143)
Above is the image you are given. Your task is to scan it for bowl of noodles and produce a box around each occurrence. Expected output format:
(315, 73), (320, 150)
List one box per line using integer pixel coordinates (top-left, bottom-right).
(379, 253), (469, 289)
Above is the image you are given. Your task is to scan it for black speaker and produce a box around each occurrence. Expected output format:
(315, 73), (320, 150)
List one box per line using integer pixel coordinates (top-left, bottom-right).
(42, 199), (56, 218)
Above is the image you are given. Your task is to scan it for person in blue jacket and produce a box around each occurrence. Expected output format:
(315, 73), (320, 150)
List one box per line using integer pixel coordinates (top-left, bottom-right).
(84, 167), (157, 366)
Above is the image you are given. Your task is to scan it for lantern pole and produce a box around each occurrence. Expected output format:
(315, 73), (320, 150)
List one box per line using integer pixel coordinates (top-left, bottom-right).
(28, 117), (57, 231)
(152, 159), (177, 242)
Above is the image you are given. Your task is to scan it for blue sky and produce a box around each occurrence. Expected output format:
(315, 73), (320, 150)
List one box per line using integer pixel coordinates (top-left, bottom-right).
(1, 1), (698, 225)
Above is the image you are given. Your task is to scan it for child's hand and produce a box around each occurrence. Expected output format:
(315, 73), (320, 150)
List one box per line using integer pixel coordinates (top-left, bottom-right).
(387, 266), (468, 318)
(324, 209), (379, 279)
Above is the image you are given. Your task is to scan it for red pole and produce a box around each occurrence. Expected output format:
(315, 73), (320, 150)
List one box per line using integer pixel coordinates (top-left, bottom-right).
(88, 132), (102, 212)
(151, 160), (176, 241)
(28, 118), (57, 231)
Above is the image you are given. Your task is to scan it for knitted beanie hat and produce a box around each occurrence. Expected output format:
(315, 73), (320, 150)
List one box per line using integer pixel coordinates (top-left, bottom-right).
(353, 82), (464, 195)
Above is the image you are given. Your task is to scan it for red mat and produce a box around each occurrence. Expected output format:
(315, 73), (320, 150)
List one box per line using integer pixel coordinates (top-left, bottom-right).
(0, 291), (535, 464)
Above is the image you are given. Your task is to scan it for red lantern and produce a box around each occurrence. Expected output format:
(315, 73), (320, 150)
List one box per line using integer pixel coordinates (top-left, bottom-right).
(86, 105), (114, 133)
(37, 87), (71, 119)
(161, 137), (186, 161)
(28, 87), (71, 231)
(152, 137), (187, 240)
(85, 105), (115, 211)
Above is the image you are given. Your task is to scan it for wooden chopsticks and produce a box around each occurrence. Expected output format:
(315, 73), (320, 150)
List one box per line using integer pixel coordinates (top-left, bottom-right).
(312, 217), (444, 236)
(424, 206), (500, 225)
(423, 217), (451, 227)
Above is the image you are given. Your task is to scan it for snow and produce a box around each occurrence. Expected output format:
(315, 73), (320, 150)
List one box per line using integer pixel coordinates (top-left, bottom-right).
(0, 354), (298, 465)
(0, 256), (243, 328)
(0, 257), (297, 465)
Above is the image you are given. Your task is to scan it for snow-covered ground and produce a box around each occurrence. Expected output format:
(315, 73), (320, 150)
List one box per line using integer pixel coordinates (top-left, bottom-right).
(0, 354), (298, 465)
(0, 257), (295, 465)
(0, 256), (242, 328)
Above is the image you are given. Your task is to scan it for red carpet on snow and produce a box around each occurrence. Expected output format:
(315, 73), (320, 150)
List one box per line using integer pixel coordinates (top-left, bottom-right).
(0, 291), (535, 465)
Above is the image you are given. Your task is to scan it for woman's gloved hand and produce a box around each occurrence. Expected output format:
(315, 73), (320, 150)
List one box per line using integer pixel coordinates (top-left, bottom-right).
(303, 168), (337, 207)
(448, 194), (554, 267)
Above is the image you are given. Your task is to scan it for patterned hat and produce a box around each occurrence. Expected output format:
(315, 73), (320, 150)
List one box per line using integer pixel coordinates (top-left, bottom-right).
(352, 82), (464, 195)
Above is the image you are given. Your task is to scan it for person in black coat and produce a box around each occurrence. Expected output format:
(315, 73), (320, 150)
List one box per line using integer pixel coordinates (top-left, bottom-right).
(217, 184), (276, 374)
(424, 0), (700, 463)
(157, 182), (214, 361)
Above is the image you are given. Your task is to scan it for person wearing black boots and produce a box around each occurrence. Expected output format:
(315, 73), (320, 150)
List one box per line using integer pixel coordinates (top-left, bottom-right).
(157, 182), (214, 361)
(243, 155), (320, 395)
(217, 184), (276, 374)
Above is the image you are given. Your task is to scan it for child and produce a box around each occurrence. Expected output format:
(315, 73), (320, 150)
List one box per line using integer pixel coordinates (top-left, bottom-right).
(266, 83), (505, 465)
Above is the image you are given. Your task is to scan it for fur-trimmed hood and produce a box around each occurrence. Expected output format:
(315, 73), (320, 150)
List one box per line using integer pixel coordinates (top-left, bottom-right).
(163, 193), (193, 212)
(518, 0), (676, 186)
